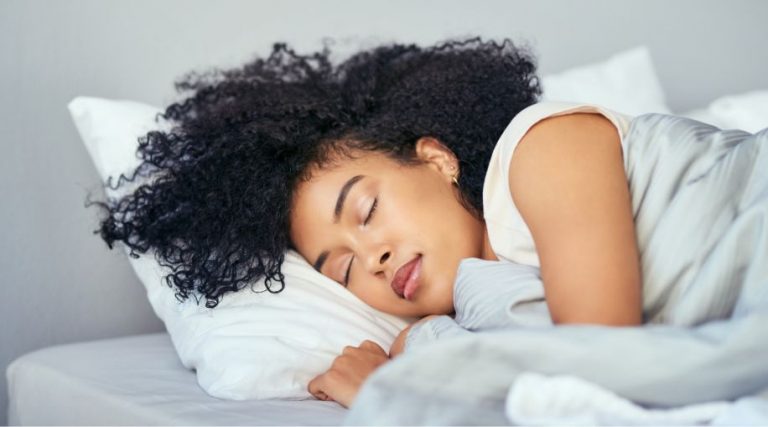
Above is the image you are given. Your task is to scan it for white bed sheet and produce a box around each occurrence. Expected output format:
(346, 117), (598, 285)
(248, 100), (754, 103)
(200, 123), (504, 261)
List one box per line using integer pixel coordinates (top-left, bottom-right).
(6, 332), (347, 425)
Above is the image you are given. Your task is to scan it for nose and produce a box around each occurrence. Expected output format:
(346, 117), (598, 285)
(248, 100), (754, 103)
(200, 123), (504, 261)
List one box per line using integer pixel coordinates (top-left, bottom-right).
(362, 242), (391, 278)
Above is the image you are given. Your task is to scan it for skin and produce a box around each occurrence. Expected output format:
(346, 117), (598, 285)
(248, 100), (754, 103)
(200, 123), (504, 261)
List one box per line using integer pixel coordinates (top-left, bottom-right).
(289, 136), (498, 408)
(509, 113), (642, 326)
(289, 136), (499, 319)
(288, 113), (643, 407)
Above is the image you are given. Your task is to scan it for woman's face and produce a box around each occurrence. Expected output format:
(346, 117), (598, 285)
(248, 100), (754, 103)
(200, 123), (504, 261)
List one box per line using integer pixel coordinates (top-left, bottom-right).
(289, 137), (488, 318)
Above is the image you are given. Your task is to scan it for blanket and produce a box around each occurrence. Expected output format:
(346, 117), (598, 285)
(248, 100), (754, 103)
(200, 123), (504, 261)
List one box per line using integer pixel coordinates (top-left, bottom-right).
(343, 113), (768, 425)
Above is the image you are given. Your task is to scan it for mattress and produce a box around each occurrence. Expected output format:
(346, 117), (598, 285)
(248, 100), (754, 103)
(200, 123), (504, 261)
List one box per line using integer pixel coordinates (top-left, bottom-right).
(6, 332), (348, 425)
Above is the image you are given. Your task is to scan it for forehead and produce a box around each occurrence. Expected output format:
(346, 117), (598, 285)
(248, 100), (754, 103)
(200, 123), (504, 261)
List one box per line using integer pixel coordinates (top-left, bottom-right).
(296, 150), (398, 198)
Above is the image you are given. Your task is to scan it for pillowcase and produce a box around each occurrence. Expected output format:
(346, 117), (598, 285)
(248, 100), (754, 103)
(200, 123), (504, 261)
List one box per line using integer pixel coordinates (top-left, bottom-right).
(706, 90), (768, 133)
(68, 96), (412, 399)
(541, 46), (672, 116)
(677, 107), (730, 129)
(679, 90), (768, 133)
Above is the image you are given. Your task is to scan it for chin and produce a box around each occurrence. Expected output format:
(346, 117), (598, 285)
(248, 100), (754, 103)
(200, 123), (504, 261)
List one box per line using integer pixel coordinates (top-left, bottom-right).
(421, 298), (454, 317)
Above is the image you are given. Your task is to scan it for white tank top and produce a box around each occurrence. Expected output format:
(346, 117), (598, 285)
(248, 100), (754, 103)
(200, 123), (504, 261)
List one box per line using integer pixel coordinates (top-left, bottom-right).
(482, 101), (634, 267)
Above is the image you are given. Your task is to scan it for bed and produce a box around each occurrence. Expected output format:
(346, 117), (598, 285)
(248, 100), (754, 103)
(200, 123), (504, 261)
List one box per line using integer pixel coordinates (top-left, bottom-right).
(6, 333), (347, 425)
(7, 44), (768, 425)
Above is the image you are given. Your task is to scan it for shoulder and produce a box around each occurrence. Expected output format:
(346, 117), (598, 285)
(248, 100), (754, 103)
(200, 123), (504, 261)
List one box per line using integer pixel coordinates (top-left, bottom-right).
(508, 111), (626, 227)
(505, 112), (641, 325)
(508, 112), (623, 193)
(519, 112), (622, 160)
(494, 102), (628, 172)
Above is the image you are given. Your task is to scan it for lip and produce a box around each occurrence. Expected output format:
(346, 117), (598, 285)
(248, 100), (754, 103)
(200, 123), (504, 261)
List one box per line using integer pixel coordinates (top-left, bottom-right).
(403, 256), (422, 301)
(391, 255), (422, 300)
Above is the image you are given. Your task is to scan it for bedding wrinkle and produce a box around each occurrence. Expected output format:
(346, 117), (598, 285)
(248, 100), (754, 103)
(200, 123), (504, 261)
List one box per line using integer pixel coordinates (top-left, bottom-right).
(346, 106), (768, 425)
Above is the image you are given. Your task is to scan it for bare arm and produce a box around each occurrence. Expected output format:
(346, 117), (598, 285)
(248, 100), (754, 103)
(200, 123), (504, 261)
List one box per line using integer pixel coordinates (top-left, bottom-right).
(508, 113), (642, 326)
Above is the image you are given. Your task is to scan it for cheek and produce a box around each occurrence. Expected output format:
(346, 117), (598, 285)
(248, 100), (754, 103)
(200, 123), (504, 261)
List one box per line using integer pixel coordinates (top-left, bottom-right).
(409, 192), (467, 251)
(354, 285), (396, 312)
(395, 183), (451, 233)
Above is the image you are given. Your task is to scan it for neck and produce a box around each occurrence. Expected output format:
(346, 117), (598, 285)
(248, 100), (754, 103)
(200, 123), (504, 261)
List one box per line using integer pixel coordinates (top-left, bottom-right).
(480, 222), (499, 261)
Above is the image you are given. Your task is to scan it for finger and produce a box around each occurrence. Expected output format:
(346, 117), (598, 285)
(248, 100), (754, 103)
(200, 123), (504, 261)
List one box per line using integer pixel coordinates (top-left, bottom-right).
(318, 370), (355, 408)
(307, 374), (327, 400)
(389, 339), (405, 359)
(330, 355), (348, 371)
(359, 340), (387, 355)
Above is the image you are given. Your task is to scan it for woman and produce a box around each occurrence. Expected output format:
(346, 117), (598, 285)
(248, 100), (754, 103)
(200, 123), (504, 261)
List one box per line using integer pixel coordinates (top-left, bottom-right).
(91, 37), (645, 407)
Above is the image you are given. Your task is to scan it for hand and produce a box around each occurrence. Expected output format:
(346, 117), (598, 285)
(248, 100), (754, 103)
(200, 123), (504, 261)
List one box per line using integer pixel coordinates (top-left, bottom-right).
(308, 340), (389, 408)
(388, 324), (412, 358)
(389, 314), (442, 358)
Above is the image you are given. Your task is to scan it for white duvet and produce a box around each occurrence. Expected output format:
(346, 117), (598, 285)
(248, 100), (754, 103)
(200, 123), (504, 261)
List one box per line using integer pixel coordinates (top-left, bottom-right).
(344, 113), (768, 425)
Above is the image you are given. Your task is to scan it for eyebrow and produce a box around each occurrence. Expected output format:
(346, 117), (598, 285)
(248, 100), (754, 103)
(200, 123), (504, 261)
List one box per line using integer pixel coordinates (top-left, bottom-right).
(312, 174), (366, 273)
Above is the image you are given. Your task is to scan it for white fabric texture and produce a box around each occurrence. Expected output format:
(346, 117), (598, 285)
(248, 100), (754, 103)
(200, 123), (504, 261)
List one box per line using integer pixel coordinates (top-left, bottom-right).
(680, 107), (731, 129)
(681, 90), (768, 133)
(505, 371), (768, 426)
(6, 333), (348, 425)
(67, 96), (412, 400)
(540, 46), (671, 116)
(482, 101), (634, 268)
(706, 90), (768, 133)
(505, 372), (731, 426)
(345, 112), (768, 425)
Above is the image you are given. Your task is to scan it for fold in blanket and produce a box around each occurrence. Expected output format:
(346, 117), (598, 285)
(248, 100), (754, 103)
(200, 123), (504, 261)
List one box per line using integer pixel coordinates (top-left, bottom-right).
(505, 372), (733, 425)
(344, 114), (768, 425)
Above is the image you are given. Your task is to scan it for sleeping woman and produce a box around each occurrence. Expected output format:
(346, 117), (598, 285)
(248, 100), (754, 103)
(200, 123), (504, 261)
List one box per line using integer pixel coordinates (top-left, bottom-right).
(89, 37), (768, 408)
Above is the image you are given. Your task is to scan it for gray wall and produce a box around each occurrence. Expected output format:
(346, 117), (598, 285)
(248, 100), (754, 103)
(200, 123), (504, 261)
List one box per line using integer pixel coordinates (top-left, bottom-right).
(1, 0), (766, 424)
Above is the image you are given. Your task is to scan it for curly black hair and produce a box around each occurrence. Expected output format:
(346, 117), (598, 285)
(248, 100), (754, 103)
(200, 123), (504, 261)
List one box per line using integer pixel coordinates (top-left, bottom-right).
(86, 36), (542, 308)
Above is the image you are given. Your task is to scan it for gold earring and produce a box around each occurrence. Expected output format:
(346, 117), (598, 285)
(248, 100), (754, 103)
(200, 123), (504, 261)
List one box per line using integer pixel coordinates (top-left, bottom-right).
(452, 173), (459, 186)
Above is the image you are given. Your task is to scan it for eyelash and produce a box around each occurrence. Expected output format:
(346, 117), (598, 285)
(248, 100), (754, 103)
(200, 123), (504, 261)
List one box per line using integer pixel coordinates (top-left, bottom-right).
(343, 197), (378, 286)
(364, 197), (378, 226)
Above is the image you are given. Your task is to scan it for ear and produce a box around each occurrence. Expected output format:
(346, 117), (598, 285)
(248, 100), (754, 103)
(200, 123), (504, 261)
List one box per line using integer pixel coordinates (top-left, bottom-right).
(415, 137), (459, 177)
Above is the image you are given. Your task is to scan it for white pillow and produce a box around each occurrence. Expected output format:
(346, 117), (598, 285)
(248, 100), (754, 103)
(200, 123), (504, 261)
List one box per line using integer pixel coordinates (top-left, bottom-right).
(541, 46), (671, 116)
(677, 107), (731, 129)
(707, 90), (768, 133)
(68, 96), (412, 400)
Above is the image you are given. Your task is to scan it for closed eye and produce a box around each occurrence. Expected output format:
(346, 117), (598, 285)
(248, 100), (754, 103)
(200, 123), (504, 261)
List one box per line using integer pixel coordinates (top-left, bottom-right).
(343, 197), (378, 286)
(364, 197), (378, 226)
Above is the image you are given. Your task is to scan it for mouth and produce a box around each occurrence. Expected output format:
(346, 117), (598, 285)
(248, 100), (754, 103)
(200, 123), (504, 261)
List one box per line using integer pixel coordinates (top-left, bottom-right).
(391, 255), (423, 301)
